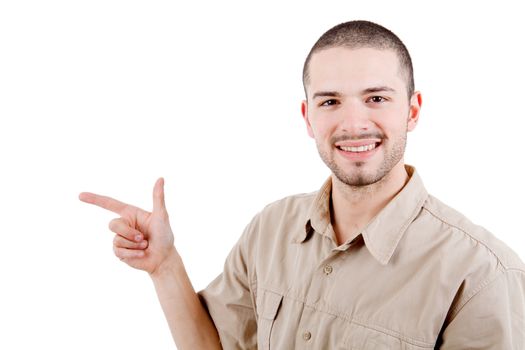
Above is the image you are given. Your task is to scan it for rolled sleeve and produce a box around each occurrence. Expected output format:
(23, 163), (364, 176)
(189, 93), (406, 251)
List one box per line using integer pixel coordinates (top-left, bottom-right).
(198, 217), (259, 350)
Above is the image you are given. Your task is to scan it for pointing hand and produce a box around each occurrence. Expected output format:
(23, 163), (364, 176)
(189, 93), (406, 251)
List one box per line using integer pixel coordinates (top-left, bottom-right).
(79, 178), (175, 275)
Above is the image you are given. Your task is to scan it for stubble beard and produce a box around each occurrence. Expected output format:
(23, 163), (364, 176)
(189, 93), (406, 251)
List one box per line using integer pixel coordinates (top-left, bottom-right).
(316, 132), (407, 188)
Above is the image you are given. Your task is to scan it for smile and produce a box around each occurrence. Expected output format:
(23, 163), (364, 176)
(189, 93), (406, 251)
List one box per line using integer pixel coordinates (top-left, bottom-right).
(338, 143), (377, 153)
(336, 140), (382, 153)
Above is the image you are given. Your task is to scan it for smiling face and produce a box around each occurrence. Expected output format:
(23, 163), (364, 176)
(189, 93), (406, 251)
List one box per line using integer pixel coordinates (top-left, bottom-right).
(301, 47), (422, 187)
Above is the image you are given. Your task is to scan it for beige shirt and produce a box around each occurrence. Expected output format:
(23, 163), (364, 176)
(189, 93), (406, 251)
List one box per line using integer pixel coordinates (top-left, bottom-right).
(199, 166), (525, 349)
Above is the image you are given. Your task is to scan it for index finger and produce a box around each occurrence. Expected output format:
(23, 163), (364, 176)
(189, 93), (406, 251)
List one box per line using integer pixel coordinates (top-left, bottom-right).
(78, 192), (129, 215)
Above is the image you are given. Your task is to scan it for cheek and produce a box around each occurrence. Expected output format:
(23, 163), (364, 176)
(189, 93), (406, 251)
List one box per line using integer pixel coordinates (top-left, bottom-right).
(378, 111), (410, 135)
(311, 123), (335, 143)
(308, 116), (329, 138)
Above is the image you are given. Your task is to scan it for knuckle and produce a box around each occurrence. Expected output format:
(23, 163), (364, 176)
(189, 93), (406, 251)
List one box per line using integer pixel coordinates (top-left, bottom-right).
(113, 247), (126, 261)
(108, 218), (119, 231)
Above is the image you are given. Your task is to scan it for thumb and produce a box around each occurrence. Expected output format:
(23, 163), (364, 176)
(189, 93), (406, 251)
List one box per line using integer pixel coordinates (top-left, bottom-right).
(153, 177), (168, 216)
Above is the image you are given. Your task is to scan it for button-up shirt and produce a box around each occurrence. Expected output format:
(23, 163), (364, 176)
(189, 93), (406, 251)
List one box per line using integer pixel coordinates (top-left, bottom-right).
(199, 166), (525, 349)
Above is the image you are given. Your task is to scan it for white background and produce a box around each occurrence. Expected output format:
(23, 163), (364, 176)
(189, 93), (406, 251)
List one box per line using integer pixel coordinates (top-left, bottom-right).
(1, 1), (524, 348)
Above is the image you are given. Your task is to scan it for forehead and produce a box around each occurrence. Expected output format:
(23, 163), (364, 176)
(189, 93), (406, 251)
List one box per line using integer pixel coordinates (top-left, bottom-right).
(307, 47), (404, 95)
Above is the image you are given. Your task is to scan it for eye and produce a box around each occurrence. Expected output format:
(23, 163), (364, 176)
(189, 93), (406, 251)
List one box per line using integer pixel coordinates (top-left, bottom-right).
(367, 96), (387, 103)
(320, 99), (339, 107)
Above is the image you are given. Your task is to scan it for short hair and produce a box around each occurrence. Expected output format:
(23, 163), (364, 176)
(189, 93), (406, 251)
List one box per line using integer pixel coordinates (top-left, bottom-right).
(302, 20), (414, 101)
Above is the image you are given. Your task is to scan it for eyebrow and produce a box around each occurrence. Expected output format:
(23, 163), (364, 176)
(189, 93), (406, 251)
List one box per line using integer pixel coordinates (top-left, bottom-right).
(362, 86), (396, 94)
(312, 91), (341, 99)
(312, 86), (396, 99)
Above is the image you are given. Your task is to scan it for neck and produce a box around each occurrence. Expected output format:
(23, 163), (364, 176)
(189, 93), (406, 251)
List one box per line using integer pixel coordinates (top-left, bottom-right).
(330, 161), (409, 245)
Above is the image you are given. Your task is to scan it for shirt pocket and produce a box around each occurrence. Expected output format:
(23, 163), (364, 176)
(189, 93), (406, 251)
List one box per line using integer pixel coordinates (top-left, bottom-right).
(256, 289), (283, 350)
(344, 322), (404, 350)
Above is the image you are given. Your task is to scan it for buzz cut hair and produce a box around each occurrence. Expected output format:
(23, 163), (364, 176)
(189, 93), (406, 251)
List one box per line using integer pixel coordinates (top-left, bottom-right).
(302, 20), (414, 101)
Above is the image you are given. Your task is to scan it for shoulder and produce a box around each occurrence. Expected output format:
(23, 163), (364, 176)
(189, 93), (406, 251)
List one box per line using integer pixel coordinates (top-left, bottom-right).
(247, 190), (318, 237)
(409, 194), (525, 320)
(259, 190), (318, 219)
(239, 189), (319, 248)
(421, 194), (524, 272)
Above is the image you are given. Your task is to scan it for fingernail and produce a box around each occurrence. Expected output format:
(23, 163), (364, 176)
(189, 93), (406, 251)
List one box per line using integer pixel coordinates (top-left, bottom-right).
(135, 235), (143, 242)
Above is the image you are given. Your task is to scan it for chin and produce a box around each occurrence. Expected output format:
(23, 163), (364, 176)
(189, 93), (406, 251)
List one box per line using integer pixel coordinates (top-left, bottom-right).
(333, 167), (383, 187)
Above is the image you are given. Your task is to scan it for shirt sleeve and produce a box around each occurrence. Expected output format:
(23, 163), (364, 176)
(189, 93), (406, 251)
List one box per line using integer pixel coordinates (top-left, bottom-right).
(439, 268), (525, 349)
(198, 217), (259, 350)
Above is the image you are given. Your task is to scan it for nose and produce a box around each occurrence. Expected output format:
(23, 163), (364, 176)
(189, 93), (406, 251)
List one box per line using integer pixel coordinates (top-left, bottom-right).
(339, 102), (372, 133)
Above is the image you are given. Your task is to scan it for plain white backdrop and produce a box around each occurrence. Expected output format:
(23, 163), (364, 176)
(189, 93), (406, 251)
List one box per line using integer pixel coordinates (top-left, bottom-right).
(1, 1), (524, 348)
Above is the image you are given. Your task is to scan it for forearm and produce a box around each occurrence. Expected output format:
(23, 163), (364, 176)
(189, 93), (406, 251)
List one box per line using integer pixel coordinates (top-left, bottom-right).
(150, 249), (222, 350)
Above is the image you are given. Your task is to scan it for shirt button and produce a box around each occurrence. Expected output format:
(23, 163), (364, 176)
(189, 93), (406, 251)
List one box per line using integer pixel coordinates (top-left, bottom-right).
(303, 331), (312, 341)
(323, 265), (333, 275)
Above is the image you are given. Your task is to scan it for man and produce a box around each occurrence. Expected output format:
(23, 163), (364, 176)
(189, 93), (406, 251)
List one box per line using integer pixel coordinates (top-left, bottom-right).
(79, 20), (525, 349)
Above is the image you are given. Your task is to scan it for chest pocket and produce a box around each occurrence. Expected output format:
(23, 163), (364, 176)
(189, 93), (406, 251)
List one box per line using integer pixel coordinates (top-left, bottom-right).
(344, 322), (433, 350)
(256, 289), (283, 350)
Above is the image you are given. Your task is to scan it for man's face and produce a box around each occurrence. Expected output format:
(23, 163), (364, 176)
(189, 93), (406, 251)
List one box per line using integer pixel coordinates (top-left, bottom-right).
(301, 47), (421, 187)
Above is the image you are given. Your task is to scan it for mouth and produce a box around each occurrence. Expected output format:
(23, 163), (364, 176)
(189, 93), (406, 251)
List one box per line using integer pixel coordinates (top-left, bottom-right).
(336, 141), (381, 153)
(335, 140), (382, 160)
(337, 142), (380, 153)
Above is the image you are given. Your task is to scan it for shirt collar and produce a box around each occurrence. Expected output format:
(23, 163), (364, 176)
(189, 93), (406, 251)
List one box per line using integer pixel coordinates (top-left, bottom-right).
(299, 165), (428, 265)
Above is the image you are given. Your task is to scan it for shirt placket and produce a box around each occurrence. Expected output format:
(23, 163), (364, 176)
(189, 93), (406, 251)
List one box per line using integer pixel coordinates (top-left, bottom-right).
(294, 243), (347, 348)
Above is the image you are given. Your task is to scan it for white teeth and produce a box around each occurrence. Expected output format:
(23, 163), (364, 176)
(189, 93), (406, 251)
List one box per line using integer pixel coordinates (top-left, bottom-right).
(340, 143), (377, 152)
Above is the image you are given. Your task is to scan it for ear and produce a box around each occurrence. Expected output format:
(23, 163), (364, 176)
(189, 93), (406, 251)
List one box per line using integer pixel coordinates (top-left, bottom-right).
(301, 100), (315, 138)
(407, 91), (422, 132)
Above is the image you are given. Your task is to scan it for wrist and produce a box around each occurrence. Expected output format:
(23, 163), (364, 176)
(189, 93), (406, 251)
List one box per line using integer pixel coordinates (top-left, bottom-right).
(149, 247), (182, 280)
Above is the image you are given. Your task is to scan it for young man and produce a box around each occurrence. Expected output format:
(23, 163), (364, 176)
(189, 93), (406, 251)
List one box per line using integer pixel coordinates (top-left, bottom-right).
(79, 21), (525, 349)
